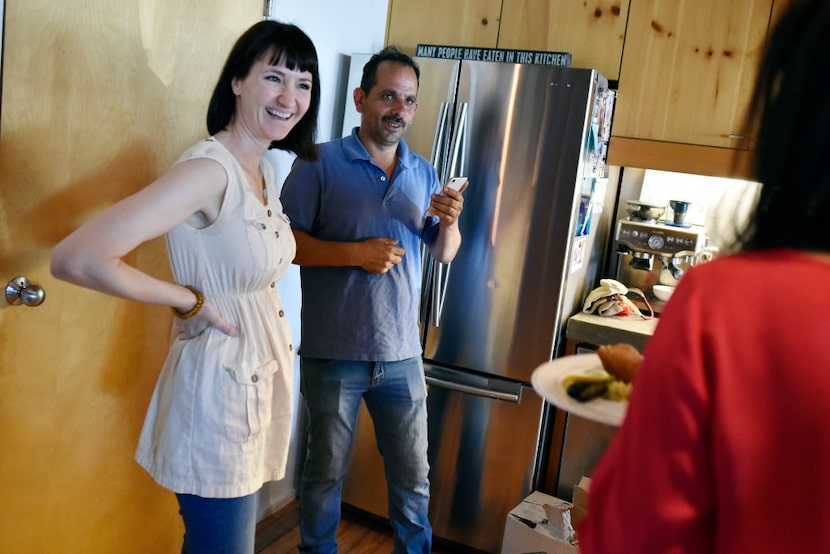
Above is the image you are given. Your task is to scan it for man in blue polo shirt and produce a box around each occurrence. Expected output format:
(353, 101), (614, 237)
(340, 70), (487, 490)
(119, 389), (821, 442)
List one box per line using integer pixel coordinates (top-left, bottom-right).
(280, 46), (466, 554)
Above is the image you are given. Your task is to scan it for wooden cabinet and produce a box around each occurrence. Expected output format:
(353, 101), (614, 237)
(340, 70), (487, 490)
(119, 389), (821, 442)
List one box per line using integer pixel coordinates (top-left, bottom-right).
(498, 0), (629, 80)
(386, 0), (503, 51)
(386, 0), (793, 178)
(611, 0), (772, 151)
(386, 0), (629, 79)
(607, 0), (794, 178)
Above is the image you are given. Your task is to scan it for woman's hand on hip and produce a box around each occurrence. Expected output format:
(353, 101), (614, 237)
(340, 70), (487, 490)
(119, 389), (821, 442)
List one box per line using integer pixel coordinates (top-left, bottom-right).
(174, 300), (240, 339)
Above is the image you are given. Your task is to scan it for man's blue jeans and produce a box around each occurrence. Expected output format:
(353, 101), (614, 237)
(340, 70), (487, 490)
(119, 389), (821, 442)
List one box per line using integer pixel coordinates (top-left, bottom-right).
(176, 491), (258, 553)
(298, 357), (432, 554)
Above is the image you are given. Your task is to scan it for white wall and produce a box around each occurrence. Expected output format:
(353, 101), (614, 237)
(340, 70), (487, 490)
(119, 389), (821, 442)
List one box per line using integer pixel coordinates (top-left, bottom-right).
(638, 169), (761, 252)
(258, 0), (390, 519)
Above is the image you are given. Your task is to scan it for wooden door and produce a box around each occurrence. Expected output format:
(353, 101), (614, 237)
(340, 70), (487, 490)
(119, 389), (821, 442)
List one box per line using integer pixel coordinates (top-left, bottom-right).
(0, 0), (259, 551)
(498, 0), (630, 80)
(386, 0), (503, 54)
(612, 0), (773, 149)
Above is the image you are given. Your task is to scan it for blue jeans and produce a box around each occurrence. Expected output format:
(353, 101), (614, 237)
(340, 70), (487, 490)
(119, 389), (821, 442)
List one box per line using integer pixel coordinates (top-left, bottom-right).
(176, 492), (258, 554)
(298, 357), (431, 554)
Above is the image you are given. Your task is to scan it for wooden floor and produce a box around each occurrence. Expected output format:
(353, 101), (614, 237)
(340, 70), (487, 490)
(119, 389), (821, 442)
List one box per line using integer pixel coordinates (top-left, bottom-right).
(255, 501), (469, 553)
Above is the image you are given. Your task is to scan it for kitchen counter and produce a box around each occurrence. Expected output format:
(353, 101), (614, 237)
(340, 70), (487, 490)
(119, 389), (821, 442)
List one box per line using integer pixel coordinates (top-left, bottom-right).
(565, 312), (659, 352)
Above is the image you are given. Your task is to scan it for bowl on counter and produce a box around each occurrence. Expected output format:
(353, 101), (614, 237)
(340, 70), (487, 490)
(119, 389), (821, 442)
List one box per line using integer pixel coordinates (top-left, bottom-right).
(626, 200), (666, 221)
(652, 284), (675, 302)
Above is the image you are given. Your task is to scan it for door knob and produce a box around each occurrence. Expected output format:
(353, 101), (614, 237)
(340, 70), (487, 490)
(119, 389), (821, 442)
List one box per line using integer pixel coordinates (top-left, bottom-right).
(5, 277), (47, 307)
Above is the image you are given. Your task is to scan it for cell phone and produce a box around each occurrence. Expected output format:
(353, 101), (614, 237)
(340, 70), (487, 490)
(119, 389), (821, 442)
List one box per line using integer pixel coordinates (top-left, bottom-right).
(445, 177), (467, 192)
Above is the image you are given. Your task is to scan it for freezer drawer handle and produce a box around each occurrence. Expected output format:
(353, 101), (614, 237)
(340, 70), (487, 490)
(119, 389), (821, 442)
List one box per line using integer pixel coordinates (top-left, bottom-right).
(425, 375), (521, 403)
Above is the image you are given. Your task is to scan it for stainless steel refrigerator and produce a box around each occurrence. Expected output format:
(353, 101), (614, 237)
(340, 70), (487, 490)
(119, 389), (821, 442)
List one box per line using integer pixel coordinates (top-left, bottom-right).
(339, 53), (618, 553)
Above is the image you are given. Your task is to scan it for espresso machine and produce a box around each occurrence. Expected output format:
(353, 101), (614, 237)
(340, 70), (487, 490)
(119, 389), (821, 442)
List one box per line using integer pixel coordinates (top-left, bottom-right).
(615, 200), (708, 312)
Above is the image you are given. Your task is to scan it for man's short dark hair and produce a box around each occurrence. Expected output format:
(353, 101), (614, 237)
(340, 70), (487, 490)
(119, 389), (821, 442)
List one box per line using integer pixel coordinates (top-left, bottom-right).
(360, 46), (420, 94)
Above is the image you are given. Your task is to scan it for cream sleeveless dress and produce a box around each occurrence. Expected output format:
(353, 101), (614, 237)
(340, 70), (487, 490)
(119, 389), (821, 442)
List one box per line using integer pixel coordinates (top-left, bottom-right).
(135, 138), (296, 498)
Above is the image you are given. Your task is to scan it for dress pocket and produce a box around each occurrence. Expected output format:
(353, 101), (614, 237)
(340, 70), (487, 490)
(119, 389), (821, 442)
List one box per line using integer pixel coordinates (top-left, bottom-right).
(222, 358), (280, 442)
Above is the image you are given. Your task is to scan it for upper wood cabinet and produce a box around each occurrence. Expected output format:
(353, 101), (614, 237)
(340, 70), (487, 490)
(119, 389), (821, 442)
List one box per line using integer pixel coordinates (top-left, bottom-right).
(386, 0), (794, 178)
(611, 0), (773, 150)
(386, 0), (629, 80)
(498, 0), (630, 80)
(386, 0), (503, 51)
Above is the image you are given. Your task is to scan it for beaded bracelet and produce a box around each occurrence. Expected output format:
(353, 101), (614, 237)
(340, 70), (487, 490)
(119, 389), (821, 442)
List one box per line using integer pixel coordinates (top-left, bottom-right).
(172, 285), (204, 320)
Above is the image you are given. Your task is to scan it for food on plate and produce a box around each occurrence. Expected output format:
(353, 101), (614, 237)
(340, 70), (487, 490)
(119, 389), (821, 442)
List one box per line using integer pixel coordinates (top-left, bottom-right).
(596, 343), (643, 383)
(563, 344), (643, 403)
(565, 373), (611, 402)
(564, 371), (633, 403)
(604, 379), (633, 401)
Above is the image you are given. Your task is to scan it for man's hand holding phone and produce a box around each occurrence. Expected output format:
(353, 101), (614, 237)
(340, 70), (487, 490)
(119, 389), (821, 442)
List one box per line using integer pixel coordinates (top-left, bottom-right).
(427, 176), (467, 223)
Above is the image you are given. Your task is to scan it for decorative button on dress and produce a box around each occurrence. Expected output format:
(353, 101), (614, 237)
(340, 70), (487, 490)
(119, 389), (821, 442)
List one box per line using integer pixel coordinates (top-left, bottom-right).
(135, 138), (296, 499)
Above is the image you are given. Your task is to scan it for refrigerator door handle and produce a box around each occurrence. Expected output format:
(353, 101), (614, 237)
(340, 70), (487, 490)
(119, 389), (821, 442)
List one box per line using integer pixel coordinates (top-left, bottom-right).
(427, 102), (467, 328)
(424, 364), (523, 403)
(431, 102), (450, 179)
(418, 244), (434, 328)
(421, 101), (454, 329)
(447, 102), (468, 179)
(429, 258), (449, 327)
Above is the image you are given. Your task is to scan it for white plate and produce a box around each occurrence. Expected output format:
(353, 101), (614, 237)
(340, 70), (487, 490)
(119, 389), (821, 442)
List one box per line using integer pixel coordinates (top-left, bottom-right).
(531, 353), (628, 427)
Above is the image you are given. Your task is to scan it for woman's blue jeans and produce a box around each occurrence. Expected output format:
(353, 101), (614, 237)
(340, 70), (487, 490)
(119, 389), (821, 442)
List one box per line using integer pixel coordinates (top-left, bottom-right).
(176, 491), (258, 553)
(298, 357), (432, 554)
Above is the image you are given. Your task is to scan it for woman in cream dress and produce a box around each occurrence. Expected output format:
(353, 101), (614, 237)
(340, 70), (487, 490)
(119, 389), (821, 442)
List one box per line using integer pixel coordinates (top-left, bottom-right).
(51, 20), (320, 553)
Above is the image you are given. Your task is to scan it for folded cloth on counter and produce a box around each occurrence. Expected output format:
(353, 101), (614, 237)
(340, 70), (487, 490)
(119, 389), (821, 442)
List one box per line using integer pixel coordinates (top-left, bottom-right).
(582, 279), (653, 320)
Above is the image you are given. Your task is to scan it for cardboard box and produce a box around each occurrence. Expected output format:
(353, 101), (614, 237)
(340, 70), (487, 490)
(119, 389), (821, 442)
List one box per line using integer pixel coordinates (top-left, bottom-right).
(500, 491), (578, 554)
(571, 476), (592, 528)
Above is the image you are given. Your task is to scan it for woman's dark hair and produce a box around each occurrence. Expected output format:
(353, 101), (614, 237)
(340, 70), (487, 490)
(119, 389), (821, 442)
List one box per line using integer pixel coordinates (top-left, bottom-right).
(736, 0), (830, 252)
(207, 20), (320, 161)
(360, 46), (420, 93)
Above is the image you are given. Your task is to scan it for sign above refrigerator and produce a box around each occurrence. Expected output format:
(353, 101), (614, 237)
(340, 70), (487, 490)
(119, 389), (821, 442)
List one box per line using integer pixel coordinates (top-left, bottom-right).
(415, 43), (572, 67)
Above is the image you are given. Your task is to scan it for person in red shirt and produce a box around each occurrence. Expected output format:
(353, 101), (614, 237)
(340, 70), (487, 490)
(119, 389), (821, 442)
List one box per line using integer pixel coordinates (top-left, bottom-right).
(578, 1), (830, 552)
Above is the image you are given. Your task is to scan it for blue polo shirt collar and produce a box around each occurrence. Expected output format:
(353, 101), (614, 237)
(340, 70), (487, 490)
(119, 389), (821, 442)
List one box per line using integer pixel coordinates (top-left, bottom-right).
(343, 127), (419, 171)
